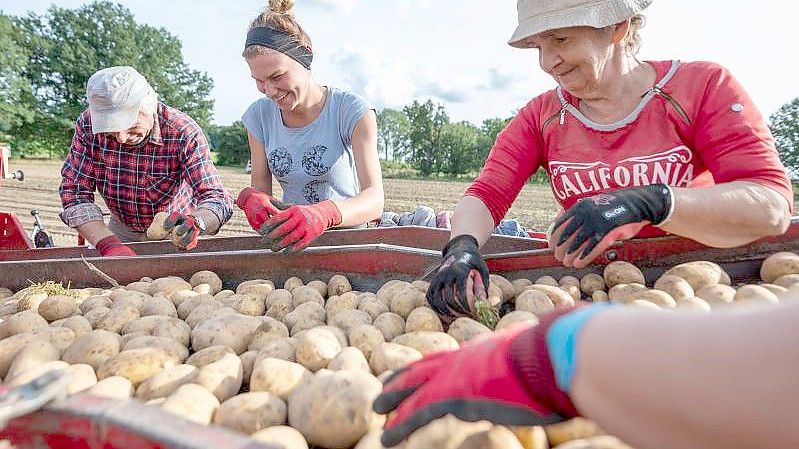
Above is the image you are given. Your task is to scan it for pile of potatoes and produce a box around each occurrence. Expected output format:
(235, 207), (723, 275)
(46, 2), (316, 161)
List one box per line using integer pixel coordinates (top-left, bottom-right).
(0, 251), (798, 449)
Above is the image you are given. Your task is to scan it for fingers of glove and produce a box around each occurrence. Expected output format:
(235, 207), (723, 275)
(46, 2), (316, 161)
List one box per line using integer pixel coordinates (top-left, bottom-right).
(571, 222), (648, 269)
(445, 284), (471, 317)
(565, 225), (597, 256)
(375, 352), (451, 414)
(162, 212), (185, 231)
(269, 197), (293, 211)
(555, 213), (586, 247)
(259, 210), (299, 236)
(271, 229), (307, 253)
(551, 206), (579, 239)
(283, 233), (317, 253)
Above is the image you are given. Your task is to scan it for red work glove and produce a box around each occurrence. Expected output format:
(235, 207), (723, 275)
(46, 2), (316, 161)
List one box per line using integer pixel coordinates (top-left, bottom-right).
(95, 235), (137, 257)
(235, 187), (282, 232)
(425, 235), (490, 323)
(373, 306), (583, 448)
(550, 184), (673, 268)
(261, 200), (341, 253)
(162, 212), (201, 251)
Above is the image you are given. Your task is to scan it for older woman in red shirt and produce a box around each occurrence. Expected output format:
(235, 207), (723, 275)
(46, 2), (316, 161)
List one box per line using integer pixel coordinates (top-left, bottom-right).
(426, 0), (792, 319)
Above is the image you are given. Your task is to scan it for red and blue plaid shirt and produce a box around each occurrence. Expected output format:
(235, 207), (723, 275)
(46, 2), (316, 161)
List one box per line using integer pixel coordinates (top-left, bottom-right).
(59, 102), (232, 232)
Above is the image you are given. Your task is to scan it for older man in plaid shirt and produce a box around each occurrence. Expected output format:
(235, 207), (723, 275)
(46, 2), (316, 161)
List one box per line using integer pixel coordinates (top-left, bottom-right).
(59, 66), (232, 256)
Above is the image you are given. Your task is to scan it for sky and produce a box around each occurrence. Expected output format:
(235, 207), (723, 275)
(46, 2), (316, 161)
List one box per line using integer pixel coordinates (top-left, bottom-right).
(2, 0), (798, 126)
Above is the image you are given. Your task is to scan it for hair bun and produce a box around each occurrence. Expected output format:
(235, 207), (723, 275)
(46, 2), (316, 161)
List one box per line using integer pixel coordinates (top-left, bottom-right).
(269, 0), (295, 15)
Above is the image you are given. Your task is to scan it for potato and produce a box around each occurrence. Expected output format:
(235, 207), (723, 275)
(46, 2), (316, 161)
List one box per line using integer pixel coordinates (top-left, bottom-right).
(661, 261), (726, 291)
(579, 273), (605, 296)
(95, 305), (141, 334)
(248, 317), (291, 351)
(81, 296), (112, 314)
(447, 317), (491, 343)
(0, 287), (14, 299)
(534, 276), (559, 287)
(191, 313), (262, 354)
(0, 333), (40, 378)
(62, 329), (121, 371)
(14, 288), (48, 312)
(313, 325), (349, 348)
(251, 357), (312, 399)
(733, 285), (779, 306)
(523, 285), (574, 308)
(558, 275), (580, 288)
(177, 296), (220, 320)
(192, 284), (212, 295)
(348, 324), (385, 360)
(509, 426), (549, 449)
(373, 312), (405, 342)
(489, 275), (515, 301)
(329, 309), (373, 334)
(146, 211), (170, 239)
(653, 274), (694, 301)
(353, 429), (387, 449)
(97, 347), (176, 385)
(284, 277), (304, 292)
(389, 287), (424, 319)
(296, 328), (343, 371)
(674, 296), (712, 312)
(328, 346), (370, 372)
(328, 274), (353, 296)
(236, 280), (276, 300)
(0, 301), (19, 319)
(152, 318), (192, 347)
(123, 335), (188, 364)
(51, 315), (92, 338)
(86, 375), (134, 400)
(511, 278), (534, 296)
(404, 415), (491, 449)
(266, 288), (293, 309)
(496, 311), (539, 331)
(148, 277), (192, 296)
(186, 345), (234, 367)
(458, 426), (525, 449)
(545, 417), (605, 446)
(773, 273), (799, 288)
(109, 289), (151, 311)
(161, 383), (220, 424)
(0, 311), (48, 338)
(189, 270), (223, 295)
(411, 280), (430, 293)
(392, 331), (459, 355)
(252, 426), (309, 449)
(759, 283), (788, 296)
(195, 352), (244, 401)
(760, 251), (799, 283)
(214, 391), (287, 434)
(135, 364), (199, 401)
(556, 436), (634, 449)
(695, 284), (736, 305)
(284, 302), (326, 331)
(288, 369), (384, 448)
(303, 279), (328, 298)
(292, 286), (325, 308)
(369, 342), (423, 375)
(592, 290), (609, 302)
(515, 289), (555, 315)
(358, 296), (390, 320)
(185, 305), (236, 329)
(37, 295), (78, 322)
(126, 281), (152, 294)
(623, 289), (676, 308)
(256, 338), (298, 363)
(226, 293), (267, 316)
(405, 307), (444, 333)
(603, 261), (645, 287)
(627, 299), (661, 310)
(6, 360), (69, 387)
(607, 283), (647, 302)
(33, 326), (75, 354)
(561, 284), (582, 302)
(64, 363), (98, 394)
(6, 340), (60, 382)
(325, 293), (360, 320)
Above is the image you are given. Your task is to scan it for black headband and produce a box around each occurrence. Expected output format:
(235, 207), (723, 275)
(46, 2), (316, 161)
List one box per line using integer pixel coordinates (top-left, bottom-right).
(245, 26), (313, 70)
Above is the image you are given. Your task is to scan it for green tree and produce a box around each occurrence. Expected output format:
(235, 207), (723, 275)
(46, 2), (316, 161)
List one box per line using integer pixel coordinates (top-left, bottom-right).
(403, 99), (449, 176)
(439, 121), (479, 175)
(0, 14), (35, 144)
(770, 98), (799, 176)
(210, 121), (250, 166)
(9, 1), (213, 155)
(476, 117), (512, 163)
(376, 108), (410, 161)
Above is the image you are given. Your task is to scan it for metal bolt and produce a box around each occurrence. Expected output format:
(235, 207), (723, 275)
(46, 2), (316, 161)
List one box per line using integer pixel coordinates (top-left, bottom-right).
(606, 250), (618, 261)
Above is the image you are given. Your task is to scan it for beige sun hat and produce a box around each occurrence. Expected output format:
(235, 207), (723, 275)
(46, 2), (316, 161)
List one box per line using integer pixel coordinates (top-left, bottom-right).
(86, 66), (153, 134)
(509, 0), (652, 48)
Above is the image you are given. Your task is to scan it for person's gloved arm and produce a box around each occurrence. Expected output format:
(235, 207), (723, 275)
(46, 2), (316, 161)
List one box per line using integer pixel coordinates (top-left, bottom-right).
(425, 235), (490, 322)
(235, 187), (282, 233)
(374, 303), (615, 447)
(550, 184), (673, 268)
(95, 235), (137, 257)
(159, 212), (204, 251)
(260, 199), (342, 252)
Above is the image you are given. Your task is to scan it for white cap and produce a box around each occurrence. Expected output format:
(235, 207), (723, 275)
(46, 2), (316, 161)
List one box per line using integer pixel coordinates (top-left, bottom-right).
(86, 66), (153, 134)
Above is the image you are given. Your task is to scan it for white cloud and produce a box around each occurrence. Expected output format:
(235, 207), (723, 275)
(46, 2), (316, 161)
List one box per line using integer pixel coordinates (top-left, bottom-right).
(304, 0), (359, 14)
(328, 46), (416, 110)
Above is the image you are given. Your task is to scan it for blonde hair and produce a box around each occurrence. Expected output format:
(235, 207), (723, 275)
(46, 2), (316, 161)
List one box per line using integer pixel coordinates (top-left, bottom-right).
(623, 14), (645, 54)
(243, 0), (312, 59)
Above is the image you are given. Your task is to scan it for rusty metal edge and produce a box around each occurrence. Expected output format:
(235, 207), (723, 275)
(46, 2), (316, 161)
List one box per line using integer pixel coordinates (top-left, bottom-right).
(0, 393), (276, 449)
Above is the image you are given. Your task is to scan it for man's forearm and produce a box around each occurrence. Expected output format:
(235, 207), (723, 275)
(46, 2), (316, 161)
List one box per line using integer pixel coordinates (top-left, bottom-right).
(76, 220), (115, 246)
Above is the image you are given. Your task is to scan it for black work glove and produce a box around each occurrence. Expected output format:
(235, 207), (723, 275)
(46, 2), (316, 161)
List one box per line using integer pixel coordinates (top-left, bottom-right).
(425, 235), (490, 322)
(550, 184), (673, 268)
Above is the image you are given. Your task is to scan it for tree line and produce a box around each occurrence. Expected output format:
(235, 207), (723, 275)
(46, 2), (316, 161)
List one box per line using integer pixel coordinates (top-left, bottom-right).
(1, 2), (798, 180)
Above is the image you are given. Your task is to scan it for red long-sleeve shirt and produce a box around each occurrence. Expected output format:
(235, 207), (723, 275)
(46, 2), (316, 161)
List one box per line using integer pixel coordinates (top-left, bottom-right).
(466, 60), (792, 237)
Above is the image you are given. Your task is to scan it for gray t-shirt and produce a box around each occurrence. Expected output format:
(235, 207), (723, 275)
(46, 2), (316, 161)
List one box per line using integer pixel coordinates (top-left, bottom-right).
(242, 87), (373, 205)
